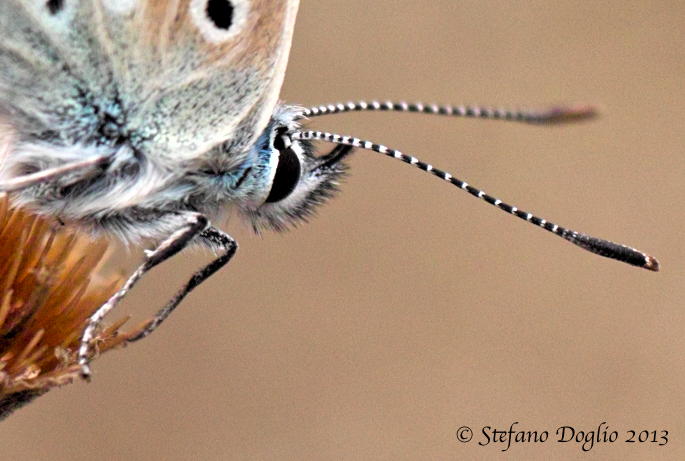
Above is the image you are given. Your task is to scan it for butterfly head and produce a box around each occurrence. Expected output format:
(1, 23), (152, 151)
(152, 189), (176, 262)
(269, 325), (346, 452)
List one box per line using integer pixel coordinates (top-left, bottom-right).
(236, 106), (352, 233)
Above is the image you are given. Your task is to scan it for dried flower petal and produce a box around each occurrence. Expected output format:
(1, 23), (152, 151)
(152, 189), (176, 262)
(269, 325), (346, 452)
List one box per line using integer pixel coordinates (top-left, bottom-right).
(0, 196), (142, 419)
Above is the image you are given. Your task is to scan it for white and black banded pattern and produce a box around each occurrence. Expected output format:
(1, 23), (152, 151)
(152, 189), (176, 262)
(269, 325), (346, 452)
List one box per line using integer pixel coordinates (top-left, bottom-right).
(291, 130), (659, 271)
(304, 100), (597, 125)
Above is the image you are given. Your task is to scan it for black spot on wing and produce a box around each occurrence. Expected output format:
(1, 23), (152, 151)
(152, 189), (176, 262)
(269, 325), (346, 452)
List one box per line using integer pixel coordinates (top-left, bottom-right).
(47, 0), (64, 14)
(206, 0), (234, 30)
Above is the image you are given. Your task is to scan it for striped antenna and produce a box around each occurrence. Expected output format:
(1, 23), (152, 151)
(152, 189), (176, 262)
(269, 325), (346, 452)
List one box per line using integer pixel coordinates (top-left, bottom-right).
(303, 100), (597, 125)
(291, 130), (659, 271)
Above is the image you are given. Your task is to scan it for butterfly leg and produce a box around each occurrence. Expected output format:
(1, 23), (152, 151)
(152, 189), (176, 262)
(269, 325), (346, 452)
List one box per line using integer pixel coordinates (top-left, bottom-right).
(127, 226), (237, 343)
(78, 212), (209, 379)
(0, 155), (108, 193)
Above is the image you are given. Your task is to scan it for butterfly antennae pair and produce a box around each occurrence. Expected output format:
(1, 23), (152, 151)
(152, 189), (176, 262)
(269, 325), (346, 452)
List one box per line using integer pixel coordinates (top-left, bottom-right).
(294, 101), (659, 271)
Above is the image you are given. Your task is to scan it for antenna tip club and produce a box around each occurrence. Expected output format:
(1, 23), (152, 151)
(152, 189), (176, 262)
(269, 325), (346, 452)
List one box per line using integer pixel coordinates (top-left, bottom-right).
(540, 104), (599, 123)
(643, 255), (660, 272)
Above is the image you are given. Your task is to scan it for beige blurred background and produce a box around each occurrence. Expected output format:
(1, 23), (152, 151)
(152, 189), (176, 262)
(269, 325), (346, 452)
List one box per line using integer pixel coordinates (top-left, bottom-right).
(3, 1), (684, 459)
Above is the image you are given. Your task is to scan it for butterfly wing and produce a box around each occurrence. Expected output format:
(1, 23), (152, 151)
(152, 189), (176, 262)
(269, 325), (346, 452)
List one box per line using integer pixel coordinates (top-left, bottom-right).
(0, 0), (299, 169)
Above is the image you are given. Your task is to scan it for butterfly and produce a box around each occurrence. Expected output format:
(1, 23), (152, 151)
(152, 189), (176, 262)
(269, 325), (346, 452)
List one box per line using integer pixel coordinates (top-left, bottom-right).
(0, 0), (658, 379)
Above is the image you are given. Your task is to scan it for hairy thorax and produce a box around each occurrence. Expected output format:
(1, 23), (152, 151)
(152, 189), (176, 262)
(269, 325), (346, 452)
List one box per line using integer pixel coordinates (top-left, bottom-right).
(0, 120), (248, 244)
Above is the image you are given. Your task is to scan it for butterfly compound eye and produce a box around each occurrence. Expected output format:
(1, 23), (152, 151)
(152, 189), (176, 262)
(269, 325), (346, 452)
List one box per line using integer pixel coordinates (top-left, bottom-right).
(265, 138), (301, 203)
(206, 0), (234, 30)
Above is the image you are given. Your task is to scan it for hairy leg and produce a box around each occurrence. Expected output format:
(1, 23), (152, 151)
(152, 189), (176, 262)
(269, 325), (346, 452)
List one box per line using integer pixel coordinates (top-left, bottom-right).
(0, 155), (108, 193)
(78, 212), (209, 379)
(128, 226), (238, 342)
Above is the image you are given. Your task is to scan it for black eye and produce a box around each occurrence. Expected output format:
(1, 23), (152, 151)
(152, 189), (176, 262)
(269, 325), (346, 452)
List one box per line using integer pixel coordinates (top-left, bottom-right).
(206, 0), (234, 30)
(47, 0), (64, 14)
(265, 146), (301, 204)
